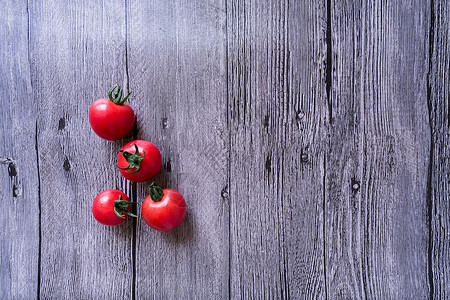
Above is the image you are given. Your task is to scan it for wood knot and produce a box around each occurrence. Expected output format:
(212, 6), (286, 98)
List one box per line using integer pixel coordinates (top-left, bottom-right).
(296, 111), (305, 121)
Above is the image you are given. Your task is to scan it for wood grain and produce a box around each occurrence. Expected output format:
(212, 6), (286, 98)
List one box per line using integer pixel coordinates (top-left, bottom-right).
(429, 0), (450, 298)
(128, 0), (229, 298)
(227, 1), (326, 298)
(30, 0), (134, 298)
(0, 1), (39, 298)
(327, 0), (430, 298)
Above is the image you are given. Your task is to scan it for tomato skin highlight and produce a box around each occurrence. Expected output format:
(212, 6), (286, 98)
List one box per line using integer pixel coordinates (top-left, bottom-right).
(117, 140), (162, 182)
(92, 190), (131, 226)
(142, 189), (186, 231)
(89, 98), (135, 141)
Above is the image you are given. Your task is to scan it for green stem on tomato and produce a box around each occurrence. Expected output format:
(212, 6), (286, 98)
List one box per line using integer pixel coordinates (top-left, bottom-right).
(148, 182), (163, 202)
(113, 195), (137, 219)
(108, 85), (131, 105)
(118, 143), (146, 173)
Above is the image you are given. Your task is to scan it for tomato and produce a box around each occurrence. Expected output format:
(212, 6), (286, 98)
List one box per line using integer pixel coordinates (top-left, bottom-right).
(117, 140), (162, 182)
(89, 85), (135, 141)
(141, 183), (186, 231)
(92, 189), (136, 226)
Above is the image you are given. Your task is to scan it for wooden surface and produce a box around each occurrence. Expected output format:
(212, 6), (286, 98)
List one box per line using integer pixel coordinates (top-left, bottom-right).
(0, 0), (448, 299)
(327, 1), (432, 298)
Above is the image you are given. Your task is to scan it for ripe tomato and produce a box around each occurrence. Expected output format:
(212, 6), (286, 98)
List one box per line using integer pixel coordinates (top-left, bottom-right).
(117, 140), (162, 182)
(141, 183), (186, 231)
(89, 85), (135, 141)
(92, 189), (136, 226)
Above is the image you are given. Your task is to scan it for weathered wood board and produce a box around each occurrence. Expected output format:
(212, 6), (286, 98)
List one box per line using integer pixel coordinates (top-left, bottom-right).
(0, 1), (39, 298)
(128, 0), (229, 298)
(0, 0), (448, 299)
(326, 0), (431, 298)
(30, 0), (134, 298)
(227, 1), (327, 298)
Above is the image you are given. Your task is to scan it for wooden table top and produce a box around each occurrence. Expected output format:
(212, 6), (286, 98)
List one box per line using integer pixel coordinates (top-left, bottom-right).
(1, 0), (448, 299)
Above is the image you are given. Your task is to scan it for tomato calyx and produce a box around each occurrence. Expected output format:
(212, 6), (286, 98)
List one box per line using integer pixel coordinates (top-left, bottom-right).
(108, 85), (131, 105)
(113, 195), (138, 219)
(148, 182), (164, 202)
(118, 143), (146, 173)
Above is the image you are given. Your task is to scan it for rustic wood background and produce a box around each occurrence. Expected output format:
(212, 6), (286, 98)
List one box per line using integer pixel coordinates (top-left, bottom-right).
(1, 0), (448, 299)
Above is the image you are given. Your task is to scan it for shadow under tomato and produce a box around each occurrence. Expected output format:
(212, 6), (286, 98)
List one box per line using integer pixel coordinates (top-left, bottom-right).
(160, 210), (193, 245)
(112, 217), (135, 239)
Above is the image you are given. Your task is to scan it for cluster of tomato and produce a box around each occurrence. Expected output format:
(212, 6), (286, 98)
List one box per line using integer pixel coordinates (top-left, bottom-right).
(88, 86), (186, 231)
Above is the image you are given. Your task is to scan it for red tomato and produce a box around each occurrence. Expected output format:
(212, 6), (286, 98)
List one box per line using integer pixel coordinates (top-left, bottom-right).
(92, 189), (136, 226)
(89, 86), (135, 141)
(141, 183), (186, 231)
(117, 140), (162, 182)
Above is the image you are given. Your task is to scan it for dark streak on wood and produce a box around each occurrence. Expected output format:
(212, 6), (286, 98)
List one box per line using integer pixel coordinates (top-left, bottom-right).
(427, 1), (436, 298)
(125, 2), (136, 300)
(35, 120), (42, 300)
(326, 0), (333, 124)
(428, 0), (450, 298)
(131, 121), (137, 300)
(322, 153), (328, 300)
(225, 0), (232, 297)
(164, 160), (172, 172)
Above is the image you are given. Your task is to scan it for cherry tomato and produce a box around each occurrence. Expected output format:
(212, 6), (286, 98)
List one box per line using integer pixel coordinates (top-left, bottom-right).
(141, 183), (186, 231)
(92, 189), (136, 226)
(89, 86), (135, 141)
(117, 140), (162, 182)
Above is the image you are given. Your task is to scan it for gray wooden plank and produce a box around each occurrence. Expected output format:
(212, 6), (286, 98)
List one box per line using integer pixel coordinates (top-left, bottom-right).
(128, 0), (229, 298)
(327, 0), (430, 298)
(429, 0), (450, 298)
(0, 1), (39, 298)
(30, 0), (134, 298)
(227, 1), (326, 298)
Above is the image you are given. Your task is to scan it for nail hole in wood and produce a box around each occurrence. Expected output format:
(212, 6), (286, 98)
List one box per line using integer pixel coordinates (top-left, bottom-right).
(351, 178), (360, 192)
(58, 117), (65, 130)
(63, 158), (71, 171)
(221, 185), (229, 199)
(162, 118), (168, 129)
(8, 162), (17, 177)
(263, 115), (269, 127)
(301, 151), (308, 163)
(13, 184), (21, 198)
(265, 155), (271, 171)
